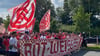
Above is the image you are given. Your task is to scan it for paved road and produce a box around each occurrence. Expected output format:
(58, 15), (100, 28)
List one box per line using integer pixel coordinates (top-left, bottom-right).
(71, 49), (100, 56)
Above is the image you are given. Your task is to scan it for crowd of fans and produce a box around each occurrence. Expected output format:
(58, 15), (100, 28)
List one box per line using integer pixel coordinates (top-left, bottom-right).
(0, 31), (82, 56)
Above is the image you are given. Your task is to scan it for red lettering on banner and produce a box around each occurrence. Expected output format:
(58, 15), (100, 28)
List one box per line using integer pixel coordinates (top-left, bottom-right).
(19, 36), (83, 56)
(54, 41), (59, 53)
(60, 40), (65, 52)
(41, 42), (47, 56)
(50, 41), (54, 54)
(24, 43), (32, 56)
(50, 41), (59, 54)
(35, 43), (40, 56)
(67, 39), (71, 51)
(65, 40), (67, 51)
(33, 44), (35, 56)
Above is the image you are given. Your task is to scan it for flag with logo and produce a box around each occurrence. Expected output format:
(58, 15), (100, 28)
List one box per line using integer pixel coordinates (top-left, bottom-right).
(27, 18), (36, 33)
(8, 0), (36, 32)
(39, 10), (50, 32)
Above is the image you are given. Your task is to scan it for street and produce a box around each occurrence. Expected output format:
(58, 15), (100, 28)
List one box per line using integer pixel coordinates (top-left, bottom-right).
(72, 49), (100, 56)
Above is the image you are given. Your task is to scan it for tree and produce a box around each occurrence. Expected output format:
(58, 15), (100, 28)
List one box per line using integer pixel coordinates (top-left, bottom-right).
(3, 15), (10, 30)
(61, 0), (82, 24)
(63, 0), (100, 35)
(35, 0), (56, 21)
(34, 0), (57, 32)
(82, 0), (100, 29)
(0, 17), (3, 25)
(50, 17), (60, 32)
(72, 6), (91, 33)
(33, 20), (39, 32)
(82, 0), (100, 13)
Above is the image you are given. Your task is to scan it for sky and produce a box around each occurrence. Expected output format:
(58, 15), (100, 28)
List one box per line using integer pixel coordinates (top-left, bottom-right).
(0, 0), (64, 19)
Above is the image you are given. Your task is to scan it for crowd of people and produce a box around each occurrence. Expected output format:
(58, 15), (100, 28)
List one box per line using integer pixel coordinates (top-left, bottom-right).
(0, 31), (83, 56)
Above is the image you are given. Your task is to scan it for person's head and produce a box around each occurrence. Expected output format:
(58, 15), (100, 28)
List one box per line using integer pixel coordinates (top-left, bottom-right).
(18, 32), (23, 36)
(25, 31), (29, 35)
(11, 32), (17, 37)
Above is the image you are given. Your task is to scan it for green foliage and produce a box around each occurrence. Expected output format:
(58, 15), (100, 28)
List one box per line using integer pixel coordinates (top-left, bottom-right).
(3, 15), (10, 30)
(62, 0), (100, 35)
(35, 0), (56, 21)
(72, 6), (91, 33)
(33, 20), (39, 32)
(50, 17), (60, 32)
(87, 44), (100, 50)
(0, 17), (3, 24)
(82, 0), (100, 13)
(33, 0), (57, 32)
(60, 25), (75, 32)
(90, 27), (100, 35)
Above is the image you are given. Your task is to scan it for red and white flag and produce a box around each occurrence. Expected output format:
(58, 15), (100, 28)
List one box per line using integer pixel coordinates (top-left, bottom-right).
(8, 0), (36, 32)
(27, 18), (36, 33)
(39, 10), (50, 32)
(8, 3), (24, 16)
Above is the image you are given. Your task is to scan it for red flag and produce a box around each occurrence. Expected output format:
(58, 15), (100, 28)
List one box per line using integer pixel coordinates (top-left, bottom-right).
(8, 3), (24, 16)
(8, 0), (36, 32)
(39, 10), (50, 32)
(27, 18), (36, 33)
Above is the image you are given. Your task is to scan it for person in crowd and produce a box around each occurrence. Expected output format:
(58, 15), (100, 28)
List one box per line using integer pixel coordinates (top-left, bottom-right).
(20, 31), (31, 40)
(46, 33), (51, 39)
(33, 34), (38, 39)
(62, 32), (66, 39)
(8, 32), (20, 56)
(58, 33), (62, 39)
(50, 33), (55, 39)
(3, 33), (9, 51)
(55, 33), (59, 39)
(16, 33), (23, 40)
(0, 33), (5, 55)
(81, 32), (87, 48)
(40, 32), (46, 39)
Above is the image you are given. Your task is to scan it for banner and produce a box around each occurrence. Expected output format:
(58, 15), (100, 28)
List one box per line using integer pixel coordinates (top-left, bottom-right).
(18, 35), (83, 56)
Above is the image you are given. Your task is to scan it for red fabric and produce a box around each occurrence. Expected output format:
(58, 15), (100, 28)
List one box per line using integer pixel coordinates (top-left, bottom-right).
(46, 36), (51, 39)
(39, 10), (50, 32)
(33, 36), (37, 39)
(17, 42), (20, 49)
(8, 0), (36, 32)
(62, 35), (66, 39)
(3, 39), (9, 51)
(16, 36), (20, 40)
(58, 35), (62, 39)
(23, 35), (30, 40)
(54, 35), (56, 38)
